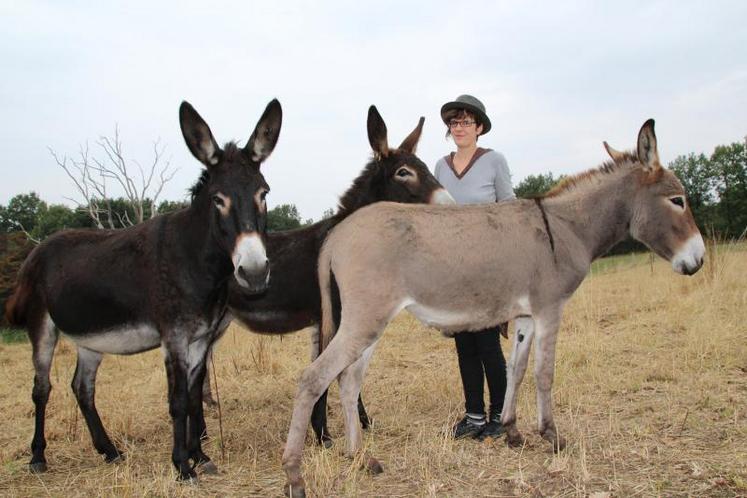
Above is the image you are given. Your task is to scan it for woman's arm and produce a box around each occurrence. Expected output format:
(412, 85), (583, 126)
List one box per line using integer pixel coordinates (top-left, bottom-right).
(492, 152), (516, 202)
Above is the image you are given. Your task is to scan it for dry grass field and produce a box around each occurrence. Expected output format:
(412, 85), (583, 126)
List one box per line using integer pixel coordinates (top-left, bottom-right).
(1, 243), (745, 497)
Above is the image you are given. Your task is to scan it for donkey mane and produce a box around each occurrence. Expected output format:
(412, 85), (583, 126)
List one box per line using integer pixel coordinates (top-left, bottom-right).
(189, 142), (247, 201)
(335, 157), (384, 215)
(543, 150), (640, 198)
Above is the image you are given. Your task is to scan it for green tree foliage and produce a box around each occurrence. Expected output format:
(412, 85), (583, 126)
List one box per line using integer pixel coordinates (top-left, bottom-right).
(0, 193), (46, 233)
(157, 199), (189, 214)
(514, 173), (563, 198)
(0, 231), (35, 327)
(31, 204), (93, 240)
(669, 140), (747, 239)
(267, 203), (302, 232)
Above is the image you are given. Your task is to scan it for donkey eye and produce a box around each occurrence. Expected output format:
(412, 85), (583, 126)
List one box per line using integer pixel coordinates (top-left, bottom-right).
(396, 167), (412, 178)
(669, 196), (685, 208)
(212, 195), (225, 207)
(260, 190), (268, 201)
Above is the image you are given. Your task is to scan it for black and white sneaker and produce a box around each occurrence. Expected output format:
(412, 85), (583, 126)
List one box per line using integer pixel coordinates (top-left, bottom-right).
(452, 414), (486, 439)
(478, 411), (506, 440)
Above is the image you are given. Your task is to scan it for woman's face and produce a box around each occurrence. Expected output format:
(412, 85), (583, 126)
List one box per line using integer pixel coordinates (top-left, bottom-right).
(448, 111), (483, 148)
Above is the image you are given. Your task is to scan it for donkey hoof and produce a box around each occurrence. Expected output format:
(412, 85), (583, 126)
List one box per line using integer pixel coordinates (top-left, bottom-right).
(506, 431), (525, 448)
(177, 470), (198, 484)
(29, 461), (48, 474)
(284, 482), (306, 498)
(365, 456), (384, 475)
(318, 435), (334, 449)
(105, 452), (125, 464)
(197, 460), (219, 475)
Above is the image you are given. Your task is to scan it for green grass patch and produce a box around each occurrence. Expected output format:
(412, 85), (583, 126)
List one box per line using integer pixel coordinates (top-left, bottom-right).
(1, 327), (28, 344)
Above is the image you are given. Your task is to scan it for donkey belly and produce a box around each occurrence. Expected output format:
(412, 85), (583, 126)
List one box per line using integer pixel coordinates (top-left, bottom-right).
(60, 323), (161, 355)
(231, 307), (316, 334)
(405, 302), (476, 330)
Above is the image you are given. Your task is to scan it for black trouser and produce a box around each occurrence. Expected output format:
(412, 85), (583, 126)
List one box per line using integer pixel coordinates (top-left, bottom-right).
(454, 326), (507, 416)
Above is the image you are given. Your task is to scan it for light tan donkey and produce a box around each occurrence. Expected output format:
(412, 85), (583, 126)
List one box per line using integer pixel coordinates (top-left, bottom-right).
(281, 120), (705, 497)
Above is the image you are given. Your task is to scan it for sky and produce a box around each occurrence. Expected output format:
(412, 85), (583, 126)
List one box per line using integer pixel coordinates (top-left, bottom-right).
(1, 1), (746, 221)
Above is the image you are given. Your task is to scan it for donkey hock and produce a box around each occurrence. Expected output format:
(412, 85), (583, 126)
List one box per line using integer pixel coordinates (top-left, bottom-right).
(4, 99), (282, 481)
(281, 120), (704, 497)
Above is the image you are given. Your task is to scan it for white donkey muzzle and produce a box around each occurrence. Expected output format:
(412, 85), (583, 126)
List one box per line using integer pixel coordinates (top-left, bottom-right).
(430, 188), (456, 205)
(671, 233), (705, 275)
(233, 232), (270, 291)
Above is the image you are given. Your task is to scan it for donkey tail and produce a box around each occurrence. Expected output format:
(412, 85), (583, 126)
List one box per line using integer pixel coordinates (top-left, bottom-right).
(4, 245), (42, 328)
(318, 241), (338, 355)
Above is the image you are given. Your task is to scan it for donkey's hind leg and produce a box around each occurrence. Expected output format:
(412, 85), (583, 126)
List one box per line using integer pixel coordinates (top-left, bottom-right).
(29, 313), (59, 473)
(501, 316), (535, 448)
(72, 347), (124, 463)
(338, 340), (383, 474)
(282, 328), (381, 497)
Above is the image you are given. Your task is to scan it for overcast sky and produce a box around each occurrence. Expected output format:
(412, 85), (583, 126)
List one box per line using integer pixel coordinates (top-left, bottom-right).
(1, 1), (745, 220)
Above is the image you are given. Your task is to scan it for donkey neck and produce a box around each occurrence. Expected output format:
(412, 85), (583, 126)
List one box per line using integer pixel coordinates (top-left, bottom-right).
(173, 199), (234, 287)
(543, 168), (638, 262)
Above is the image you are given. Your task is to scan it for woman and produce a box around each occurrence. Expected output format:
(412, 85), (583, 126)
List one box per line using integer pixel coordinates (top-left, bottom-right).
(434, 94), (515, 439)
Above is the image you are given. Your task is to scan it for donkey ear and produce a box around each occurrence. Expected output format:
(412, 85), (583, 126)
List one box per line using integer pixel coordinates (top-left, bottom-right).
(603, 141), (626, 162)
(398, 117), (425, 154)
(245, 99), (282, 165)
(367, 105), (389, 158)
(636, 119), (660, 170)
(180, 101), (221, 167)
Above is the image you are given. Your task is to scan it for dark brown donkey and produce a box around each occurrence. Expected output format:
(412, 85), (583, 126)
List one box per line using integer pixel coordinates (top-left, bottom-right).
(4, 100), (282, 481)
(205, 106), (454, 445)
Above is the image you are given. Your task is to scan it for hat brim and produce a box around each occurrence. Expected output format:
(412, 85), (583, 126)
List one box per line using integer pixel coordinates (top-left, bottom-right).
(440, 101), (491, 135)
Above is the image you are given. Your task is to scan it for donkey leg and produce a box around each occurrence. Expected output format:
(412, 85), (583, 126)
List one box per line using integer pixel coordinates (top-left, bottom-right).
(533, 311), (565, 452)
(162, 338), (196, 481)
(71, 347), (123, 463)
(358, 393), (371, 430)
(501, 316), (535, 448)
(345, 342), (377, 430)
(201, 347), (216, 407)
(29, 314), (59, 473)
(282, 331), (378, 498)
(310, 325), (374, 447)
(338, 340), (382, 474)
(186, 336), (216, 474)
(307, 325), (335, 447)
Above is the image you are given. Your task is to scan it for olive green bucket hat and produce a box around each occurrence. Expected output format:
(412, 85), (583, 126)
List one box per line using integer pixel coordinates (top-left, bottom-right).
(440, 94), (491, 135)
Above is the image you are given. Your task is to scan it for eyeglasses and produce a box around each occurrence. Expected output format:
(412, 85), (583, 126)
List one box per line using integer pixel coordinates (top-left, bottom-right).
(448, 120), (476, 129)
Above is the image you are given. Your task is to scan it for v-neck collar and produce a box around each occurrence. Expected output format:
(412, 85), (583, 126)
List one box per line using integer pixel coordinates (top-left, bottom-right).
(445, 147), (490, 179)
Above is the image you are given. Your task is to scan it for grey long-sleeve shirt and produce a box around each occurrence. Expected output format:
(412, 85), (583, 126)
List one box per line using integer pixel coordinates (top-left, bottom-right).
(434, 148), (515, 205)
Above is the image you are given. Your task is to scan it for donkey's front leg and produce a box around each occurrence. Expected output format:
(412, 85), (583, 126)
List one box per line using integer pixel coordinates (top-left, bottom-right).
(162, 337), (195, 481)
(533, 310), (565, 452)
(187, 336), (217, 474)
(501, 316), (535, 447)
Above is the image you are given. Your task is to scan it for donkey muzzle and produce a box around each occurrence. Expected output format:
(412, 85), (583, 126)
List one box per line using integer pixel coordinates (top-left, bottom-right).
(671, 234), (705, 276)
(430, 188), (456, 205)
(233, 232), (271, 292)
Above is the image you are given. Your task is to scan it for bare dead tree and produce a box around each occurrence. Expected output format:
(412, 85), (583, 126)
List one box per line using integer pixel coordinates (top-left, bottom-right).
(49, 125), (178, 229)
